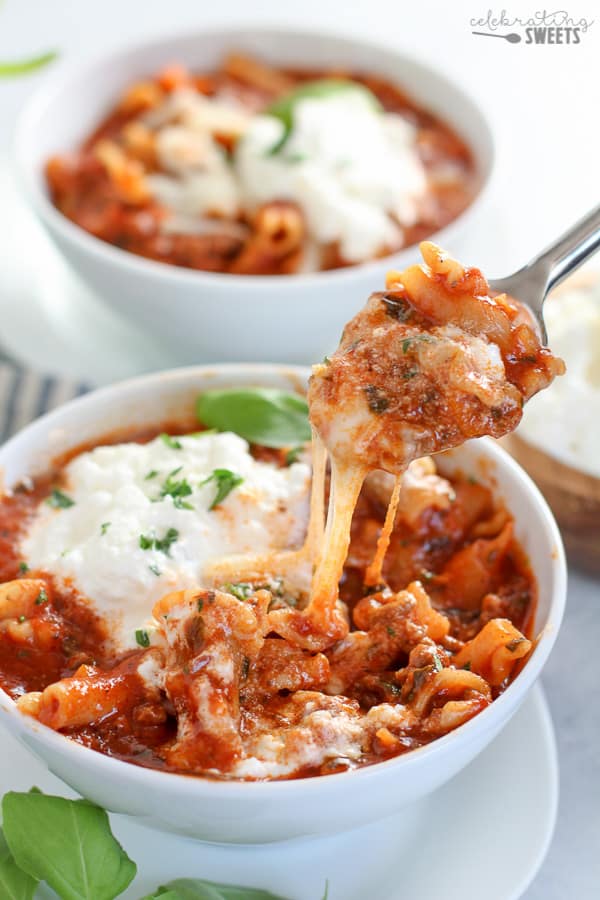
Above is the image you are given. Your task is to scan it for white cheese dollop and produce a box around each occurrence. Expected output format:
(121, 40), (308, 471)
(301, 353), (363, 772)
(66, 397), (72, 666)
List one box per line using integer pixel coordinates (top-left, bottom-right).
(518, 275), (600, 477)
(144, 89), (248, 220)
(235, 91), (427, 262)
(21, 432), (310, 650)
(141, 86), (427, 262)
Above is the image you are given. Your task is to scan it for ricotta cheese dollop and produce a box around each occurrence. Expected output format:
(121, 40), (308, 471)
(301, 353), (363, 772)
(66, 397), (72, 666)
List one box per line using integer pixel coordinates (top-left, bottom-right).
(21, 432), (311, 650)
(139, 85), (428, 263)
(518, 274), (600, 477)
(235, 90), (428, 262)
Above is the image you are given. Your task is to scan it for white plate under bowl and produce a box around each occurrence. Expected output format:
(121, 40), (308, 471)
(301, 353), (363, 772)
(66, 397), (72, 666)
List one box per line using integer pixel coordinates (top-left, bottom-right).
(0, 685), (557, 900)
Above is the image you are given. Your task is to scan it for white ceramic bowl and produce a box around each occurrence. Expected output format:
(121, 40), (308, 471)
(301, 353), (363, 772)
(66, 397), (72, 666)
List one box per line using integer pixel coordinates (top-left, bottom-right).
(14, 27), (495, 366)
(0, 364), (565, 843)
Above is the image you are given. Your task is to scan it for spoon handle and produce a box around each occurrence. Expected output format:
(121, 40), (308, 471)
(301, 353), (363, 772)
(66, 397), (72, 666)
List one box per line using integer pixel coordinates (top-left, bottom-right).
(533, 204), (600, 295)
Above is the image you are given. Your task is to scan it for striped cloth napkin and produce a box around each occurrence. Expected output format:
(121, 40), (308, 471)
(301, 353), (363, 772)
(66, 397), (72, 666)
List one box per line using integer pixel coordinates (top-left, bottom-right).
(0, 360), (90, 444)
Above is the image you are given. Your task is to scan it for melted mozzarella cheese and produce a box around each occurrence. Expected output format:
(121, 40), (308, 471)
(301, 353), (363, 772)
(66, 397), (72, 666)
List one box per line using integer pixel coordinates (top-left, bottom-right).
(21, 432), (310, 650)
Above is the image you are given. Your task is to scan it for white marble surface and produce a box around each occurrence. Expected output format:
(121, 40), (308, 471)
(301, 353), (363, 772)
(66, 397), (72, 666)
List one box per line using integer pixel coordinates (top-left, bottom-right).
(0, 1), (599, 896)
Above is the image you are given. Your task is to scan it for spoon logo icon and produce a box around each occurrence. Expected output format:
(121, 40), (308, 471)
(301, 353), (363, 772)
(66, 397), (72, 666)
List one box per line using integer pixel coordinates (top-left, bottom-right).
(472, 30), (521, 43)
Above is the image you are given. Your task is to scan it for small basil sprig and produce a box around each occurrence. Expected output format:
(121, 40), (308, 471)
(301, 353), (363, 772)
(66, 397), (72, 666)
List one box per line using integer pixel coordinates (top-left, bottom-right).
(196, 388), (310, 448)
(0, 51), (57, 78)
(265, 79), (382, 155)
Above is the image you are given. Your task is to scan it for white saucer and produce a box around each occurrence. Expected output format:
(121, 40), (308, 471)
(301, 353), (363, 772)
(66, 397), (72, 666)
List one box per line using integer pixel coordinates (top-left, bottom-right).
(0, 685), (557, 900)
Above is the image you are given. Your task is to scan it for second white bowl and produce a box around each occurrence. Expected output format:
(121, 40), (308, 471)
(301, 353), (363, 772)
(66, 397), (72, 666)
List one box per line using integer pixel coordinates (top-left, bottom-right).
(15, 27), (494, 365)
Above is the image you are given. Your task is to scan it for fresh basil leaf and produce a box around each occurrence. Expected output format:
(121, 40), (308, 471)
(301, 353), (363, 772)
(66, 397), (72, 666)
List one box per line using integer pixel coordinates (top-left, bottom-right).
(200, 469), (244, 510)
(0, 51), (57, 78)
(266, 79), (382, 154)
(152, 878), (292, 899)
(0, 828), (37, 900)
(1, 791), (136, 900)
(196, 388), (310, 448)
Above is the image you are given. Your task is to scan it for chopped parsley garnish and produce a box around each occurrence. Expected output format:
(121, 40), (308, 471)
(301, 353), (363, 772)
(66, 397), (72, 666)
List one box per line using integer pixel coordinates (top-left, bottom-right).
(200, 468), (244, 509)
(148, 564), (161, 577)
(158, 467), (194, 510)
(100, 522), (111, 536)
(402, 369), (418, 380)
(386, 625), (396, 637)
(160, 433), (183, 450)
(421, 569), (435, 582)
(135, 629), (150, 648)
(381, 293), (413, 321)
(364, 385), (389, 414)
(285, 445), (304, 465)
(46, 489), (75, 509)
(35, 588), (48, 605)
(402, 335), (434, 354)
(139, 527), (179, 556)
(505, 637), (527, 653)
(197, 598), (204, 612)
(433, 655), (443, 672)
(462, 661), (472, 671)
(18, 615), (26, 623)
(223, 582), (253, 601)
(18, 561), (29, 574)
(144, 469), (158, 480)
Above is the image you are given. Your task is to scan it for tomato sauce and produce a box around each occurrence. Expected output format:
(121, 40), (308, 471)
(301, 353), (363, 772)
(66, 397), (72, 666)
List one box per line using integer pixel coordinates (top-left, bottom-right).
(0, 425), (536, 778)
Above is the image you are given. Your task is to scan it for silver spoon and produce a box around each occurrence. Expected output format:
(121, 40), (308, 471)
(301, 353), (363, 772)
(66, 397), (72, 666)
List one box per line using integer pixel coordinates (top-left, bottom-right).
(471, 31), (522, 43)
(489, 204), (600, 342)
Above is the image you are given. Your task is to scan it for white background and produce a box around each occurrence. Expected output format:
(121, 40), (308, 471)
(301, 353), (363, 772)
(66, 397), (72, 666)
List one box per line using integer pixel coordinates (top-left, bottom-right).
(0, 1), (599, 897)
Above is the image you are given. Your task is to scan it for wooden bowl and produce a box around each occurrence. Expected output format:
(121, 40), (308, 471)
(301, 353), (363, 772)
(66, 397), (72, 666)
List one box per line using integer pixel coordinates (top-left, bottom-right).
(503, 433), (600, 575)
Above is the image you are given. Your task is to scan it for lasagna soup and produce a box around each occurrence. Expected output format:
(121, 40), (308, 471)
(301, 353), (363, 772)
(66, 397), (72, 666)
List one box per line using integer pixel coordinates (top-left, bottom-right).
(0, 246), (564, 780)
(45, 53), (476, 274)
